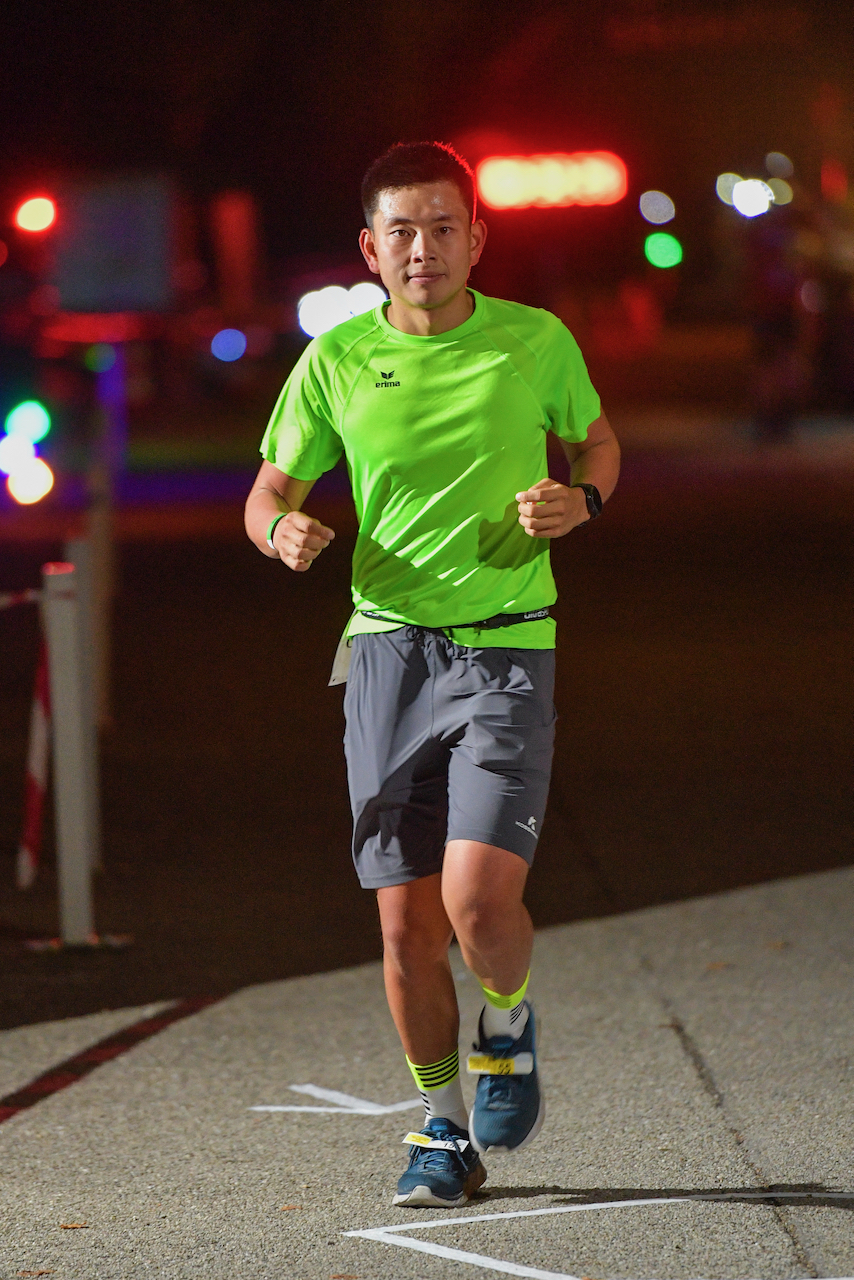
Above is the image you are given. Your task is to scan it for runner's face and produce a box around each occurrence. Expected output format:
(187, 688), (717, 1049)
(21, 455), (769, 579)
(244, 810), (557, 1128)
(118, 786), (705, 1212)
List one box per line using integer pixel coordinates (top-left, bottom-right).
(359, 181), (486, 313)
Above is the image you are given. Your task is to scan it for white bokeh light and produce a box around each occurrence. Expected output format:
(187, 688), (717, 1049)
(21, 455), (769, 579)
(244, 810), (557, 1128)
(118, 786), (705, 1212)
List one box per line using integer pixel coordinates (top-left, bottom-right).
(347, 281), (387, 315)
(298, 283), (387, 338)
(715, 173), (742, 206)
(0, 433), (36, 476)
(6, 457), (54, 504)
(732, 179), (774, 218)
(639, 190), (675, 225)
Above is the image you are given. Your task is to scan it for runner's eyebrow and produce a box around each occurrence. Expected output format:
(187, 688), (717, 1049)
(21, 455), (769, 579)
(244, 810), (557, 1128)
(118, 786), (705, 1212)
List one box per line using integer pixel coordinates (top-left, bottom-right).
(381, 212), (462, 226)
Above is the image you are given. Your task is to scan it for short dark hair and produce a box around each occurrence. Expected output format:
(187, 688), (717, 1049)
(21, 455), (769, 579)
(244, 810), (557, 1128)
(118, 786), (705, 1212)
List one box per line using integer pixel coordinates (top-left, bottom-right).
(361, 141), (476, 226)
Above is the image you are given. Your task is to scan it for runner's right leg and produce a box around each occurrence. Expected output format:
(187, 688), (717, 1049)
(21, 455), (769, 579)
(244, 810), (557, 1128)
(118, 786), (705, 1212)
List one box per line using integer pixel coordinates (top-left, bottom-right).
(377, 875), (486, 1207)
(377, 874), (465, 1124)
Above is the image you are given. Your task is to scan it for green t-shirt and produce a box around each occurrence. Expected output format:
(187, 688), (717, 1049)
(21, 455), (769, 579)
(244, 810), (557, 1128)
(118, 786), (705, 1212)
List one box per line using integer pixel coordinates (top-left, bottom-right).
(261, 289), (600, 648)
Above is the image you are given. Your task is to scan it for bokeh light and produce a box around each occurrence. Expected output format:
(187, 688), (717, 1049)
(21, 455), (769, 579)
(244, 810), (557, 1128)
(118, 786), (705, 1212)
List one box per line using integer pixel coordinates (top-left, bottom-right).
(765, 152), (794, 179)
(84, 343), (118, 373)
(821, 159), (848, 204)
(476, 152), (627, 210)
(298, 283), (387, 338)
(644, 232), (683, 268)
(347, 281), (387, 315)
(715, 173), (742, 205)
(14, 197), (56, 232)
(732, 179), (774, 218)
(639, 191), (675, 225)
(5, 400), (51, 443)
(0, 433), (36, 475)
(211, 328), (247, 362)
(768, 179), (793, 205)
(7, 457), (54, 504)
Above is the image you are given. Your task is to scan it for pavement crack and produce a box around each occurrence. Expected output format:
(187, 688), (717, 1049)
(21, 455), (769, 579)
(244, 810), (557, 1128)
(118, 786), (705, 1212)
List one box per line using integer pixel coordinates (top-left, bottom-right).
(659, 1009), (725, 1110)
(643, 970), (820, 1279)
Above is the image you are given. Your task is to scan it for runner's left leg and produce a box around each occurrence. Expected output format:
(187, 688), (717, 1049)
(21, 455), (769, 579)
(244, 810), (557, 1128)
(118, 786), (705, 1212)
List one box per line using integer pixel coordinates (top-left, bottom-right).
(441, 839), (532, 997)
(442, 839), (543, 1154)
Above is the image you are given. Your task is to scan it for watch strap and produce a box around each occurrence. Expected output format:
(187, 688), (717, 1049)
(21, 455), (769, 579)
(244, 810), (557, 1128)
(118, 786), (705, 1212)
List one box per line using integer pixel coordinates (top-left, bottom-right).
(571, 483), (602, 521)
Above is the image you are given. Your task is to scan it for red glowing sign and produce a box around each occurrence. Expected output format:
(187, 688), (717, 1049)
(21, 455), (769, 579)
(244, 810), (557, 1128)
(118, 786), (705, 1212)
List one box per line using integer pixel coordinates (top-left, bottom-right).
(476, 152), (628, 210)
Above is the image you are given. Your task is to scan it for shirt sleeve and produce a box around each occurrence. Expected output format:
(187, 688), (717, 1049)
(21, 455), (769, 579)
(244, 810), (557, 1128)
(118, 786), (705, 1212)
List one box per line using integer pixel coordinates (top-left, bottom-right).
(539, 315), (601, 443)
(259, 341), (344, 480)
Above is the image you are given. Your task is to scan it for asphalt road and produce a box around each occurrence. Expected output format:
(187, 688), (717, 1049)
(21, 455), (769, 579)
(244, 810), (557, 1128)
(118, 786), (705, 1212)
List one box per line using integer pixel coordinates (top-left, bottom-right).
(1, 868), (851, 1278)
(0, 444), (852, 1030)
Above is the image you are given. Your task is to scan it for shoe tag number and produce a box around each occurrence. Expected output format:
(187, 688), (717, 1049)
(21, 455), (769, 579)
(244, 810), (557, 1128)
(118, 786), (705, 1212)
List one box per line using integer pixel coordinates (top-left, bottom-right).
(467, 1052), (534, 1076)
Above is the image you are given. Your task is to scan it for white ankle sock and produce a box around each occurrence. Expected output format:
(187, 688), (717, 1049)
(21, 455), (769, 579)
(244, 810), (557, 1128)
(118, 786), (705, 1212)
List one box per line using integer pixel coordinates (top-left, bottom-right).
(481, 998), (530, 1040)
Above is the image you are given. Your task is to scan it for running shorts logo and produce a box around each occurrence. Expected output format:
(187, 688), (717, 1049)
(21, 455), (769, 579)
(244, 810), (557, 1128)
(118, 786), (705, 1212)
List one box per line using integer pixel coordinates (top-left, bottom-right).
(515, 815), (538, 837)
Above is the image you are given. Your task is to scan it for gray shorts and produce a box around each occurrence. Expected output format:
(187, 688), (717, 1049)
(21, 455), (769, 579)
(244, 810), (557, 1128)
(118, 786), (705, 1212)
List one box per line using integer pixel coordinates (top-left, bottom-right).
(343, 628), (556, 889)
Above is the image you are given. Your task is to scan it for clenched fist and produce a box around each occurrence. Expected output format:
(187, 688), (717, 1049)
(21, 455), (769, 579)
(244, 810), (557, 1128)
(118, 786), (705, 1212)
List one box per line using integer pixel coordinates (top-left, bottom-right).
(272, 510), (336, 572)
(515, 480), (590, 538)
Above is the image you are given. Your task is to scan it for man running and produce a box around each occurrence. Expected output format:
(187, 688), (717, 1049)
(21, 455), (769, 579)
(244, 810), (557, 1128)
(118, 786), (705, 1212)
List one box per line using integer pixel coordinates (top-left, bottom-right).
(245, 141), (620, 1208)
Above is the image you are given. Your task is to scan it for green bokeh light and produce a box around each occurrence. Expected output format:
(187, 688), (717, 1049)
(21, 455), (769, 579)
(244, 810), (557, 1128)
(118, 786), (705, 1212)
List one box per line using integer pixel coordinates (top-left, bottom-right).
(5, 400), (51, 443)
(84, 343), (117, 373)
(644, 232), (683, 268)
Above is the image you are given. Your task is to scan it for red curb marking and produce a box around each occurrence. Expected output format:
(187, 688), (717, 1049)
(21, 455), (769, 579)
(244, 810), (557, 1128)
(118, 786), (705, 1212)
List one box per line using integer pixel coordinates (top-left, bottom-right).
(0, 997), (220, 1124)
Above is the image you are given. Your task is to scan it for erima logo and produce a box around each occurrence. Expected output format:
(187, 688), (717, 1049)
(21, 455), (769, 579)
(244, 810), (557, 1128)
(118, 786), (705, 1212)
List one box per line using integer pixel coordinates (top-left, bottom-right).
(515, 816), (538, 837)
(376, 369), (400, 388)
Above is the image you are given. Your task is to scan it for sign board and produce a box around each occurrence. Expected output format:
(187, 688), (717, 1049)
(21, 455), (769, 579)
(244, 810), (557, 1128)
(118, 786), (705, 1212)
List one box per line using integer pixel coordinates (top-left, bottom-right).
(53, 177), (174, 313)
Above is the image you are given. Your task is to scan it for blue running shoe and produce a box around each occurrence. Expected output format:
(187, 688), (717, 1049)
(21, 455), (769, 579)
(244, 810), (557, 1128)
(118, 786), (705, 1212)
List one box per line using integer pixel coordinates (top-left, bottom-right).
(393, 1117), (487, 1208)
(467, 1001), (544, 1154)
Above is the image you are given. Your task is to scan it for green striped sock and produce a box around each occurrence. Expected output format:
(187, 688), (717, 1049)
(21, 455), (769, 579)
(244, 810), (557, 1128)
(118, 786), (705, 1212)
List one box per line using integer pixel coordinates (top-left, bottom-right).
(406, 1048), (468, 1131)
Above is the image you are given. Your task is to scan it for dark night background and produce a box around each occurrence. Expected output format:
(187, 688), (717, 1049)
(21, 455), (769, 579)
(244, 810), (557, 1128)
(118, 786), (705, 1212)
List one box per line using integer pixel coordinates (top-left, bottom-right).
(0, 1), (852, 1030)
(2, 0), (852, 276)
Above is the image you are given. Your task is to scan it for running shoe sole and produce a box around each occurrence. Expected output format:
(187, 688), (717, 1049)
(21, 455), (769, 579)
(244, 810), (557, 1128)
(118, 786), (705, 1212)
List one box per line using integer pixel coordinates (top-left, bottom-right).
(393, 1157), (487, 1208)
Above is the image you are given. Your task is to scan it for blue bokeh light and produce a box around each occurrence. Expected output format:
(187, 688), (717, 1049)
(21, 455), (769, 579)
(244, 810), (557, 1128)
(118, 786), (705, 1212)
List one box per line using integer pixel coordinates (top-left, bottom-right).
(211, 329), (247, 362)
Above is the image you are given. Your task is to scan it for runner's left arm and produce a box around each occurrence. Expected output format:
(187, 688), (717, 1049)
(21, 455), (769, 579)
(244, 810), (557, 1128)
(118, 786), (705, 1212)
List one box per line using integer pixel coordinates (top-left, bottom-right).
(516, 412), (621, 538)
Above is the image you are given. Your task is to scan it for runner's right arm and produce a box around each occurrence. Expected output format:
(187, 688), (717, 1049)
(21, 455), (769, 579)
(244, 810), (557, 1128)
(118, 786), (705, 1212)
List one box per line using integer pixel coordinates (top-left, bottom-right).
(244, 460), (335, 572)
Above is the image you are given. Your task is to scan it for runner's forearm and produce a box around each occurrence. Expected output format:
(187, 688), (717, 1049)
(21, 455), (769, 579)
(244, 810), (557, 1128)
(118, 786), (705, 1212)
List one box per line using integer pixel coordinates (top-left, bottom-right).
(244, 462), (316, 557)
(560, 413), (620, 503)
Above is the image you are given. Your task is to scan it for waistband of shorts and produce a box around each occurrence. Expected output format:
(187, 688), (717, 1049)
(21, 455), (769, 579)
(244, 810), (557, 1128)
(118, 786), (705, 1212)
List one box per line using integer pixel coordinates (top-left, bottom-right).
(357, 607), (551, 632)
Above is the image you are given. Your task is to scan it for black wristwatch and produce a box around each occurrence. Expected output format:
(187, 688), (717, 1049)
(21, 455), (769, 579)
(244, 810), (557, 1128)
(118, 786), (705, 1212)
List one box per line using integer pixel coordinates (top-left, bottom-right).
(572, 482), (603, 522)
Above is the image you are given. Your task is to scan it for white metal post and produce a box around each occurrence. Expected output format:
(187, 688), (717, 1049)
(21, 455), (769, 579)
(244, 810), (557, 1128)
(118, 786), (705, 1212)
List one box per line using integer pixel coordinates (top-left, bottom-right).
(41, 562), (95, 944)
(63, 536), (102, 872)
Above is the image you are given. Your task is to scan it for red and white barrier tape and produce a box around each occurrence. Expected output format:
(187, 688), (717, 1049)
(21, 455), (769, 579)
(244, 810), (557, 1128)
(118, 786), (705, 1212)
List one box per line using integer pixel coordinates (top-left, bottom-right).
(17, 638), (50, 890)
(0, 588), (41, 612)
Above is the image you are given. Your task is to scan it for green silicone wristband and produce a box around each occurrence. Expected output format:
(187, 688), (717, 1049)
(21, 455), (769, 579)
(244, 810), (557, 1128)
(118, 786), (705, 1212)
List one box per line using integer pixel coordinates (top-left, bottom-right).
(266, 512), (289, 548)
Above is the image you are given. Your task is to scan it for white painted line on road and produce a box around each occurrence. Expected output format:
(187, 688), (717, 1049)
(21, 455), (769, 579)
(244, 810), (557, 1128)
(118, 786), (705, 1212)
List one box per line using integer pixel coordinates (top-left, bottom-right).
(356, 1230), (579, 1279)
(289, 1083), (420, 1112)
(346, 1193), (854, 1279)
(249, 1082), (421, 1116)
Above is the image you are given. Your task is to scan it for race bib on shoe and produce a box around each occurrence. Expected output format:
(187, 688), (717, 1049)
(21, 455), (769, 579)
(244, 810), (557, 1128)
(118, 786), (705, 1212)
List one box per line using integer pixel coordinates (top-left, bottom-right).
(466, 1052), (534, 1076)
(403, 1132), (470, 1150)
